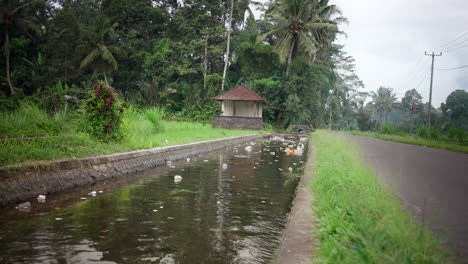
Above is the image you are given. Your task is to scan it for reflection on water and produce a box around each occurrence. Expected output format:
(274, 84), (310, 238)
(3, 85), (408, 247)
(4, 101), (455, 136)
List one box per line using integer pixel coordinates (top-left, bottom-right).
(0, 136), (308, 264)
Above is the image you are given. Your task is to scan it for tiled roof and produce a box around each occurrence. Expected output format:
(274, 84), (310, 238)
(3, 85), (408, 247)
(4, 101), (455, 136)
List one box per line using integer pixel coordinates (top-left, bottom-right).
(213, 85), (267, 103)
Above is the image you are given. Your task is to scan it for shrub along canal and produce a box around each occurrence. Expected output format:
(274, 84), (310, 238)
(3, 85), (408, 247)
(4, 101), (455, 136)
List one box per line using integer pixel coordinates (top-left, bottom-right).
(0, 136), (309, 263)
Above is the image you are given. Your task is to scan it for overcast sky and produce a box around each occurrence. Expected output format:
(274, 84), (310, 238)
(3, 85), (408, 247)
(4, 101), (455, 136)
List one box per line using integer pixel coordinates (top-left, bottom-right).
(330, 0), (468, 108)
(253, 0), (468, 108)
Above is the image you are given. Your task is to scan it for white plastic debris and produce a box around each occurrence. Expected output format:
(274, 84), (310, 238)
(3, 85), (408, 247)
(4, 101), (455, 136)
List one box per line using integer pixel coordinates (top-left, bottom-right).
(288, 167), (293, 172)
(17, 202), (31, 209)
(245, 146), (252, 151)
(37, 195), (46, 202)
(186, 158), (190, 162)
(88, 191), (96, 196)
(222, 164), (228, 169)
(174, 175), (182, 183)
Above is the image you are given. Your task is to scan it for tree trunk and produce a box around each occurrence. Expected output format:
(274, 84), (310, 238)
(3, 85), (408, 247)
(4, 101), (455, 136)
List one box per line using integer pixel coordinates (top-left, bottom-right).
(221, 0), (234, 91)
(286, 38), (296, 77)
(384, 109), (388, 124)
(4, 31), (13, 95)
(203, 34), (208, 91)
(103, 73), (108, 85)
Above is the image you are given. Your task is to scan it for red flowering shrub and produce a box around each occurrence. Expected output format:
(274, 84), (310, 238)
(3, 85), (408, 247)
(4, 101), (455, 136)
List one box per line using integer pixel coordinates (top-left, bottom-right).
(83, 81), (127, 141)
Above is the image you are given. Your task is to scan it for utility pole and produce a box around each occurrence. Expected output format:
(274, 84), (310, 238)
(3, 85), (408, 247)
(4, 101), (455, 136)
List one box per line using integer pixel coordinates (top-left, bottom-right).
(424, 51), (442, 129)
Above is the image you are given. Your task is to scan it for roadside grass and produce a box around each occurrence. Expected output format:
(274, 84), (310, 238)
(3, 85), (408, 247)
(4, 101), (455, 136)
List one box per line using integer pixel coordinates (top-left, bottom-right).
(348, 130), (468, 154)
(0, 104), (265, 167)
(312, 130), (453, 263)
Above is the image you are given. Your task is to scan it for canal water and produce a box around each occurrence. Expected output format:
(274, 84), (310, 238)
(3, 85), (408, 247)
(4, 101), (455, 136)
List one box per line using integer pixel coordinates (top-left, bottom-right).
(0, 136), (308, 264)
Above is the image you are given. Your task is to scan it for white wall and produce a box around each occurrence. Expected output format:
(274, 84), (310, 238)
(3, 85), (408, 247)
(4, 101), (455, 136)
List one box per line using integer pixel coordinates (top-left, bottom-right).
(221, 101), (262, 118)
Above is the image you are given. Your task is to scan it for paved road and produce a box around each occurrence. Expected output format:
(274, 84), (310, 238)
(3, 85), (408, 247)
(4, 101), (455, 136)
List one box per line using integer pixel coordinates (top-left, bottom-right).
(348, 135), (468, 261)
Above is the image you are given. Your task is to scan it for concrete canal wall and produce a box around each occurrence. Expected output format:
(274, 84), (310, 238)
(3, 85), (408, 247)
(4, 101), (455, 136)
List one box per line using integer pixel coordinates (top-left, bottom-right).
(0, 134), (268, 206)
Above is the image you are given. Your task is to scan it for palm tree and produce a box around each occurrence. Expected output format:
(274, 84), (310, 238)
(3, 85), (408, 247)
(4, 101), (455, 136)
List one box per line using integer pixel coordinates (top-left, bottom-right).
(258, 0), (345, 76)
(1, 0), (42, 95)
(372, 86), (397, 124)
(80, 16), (124, 84)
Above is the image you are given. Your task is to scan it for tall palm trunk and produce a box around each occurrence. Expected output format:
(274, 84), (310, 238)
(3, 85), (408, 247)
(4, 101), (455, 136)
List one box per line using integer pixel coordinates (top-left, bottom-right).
(103, 72), (108, 85)
(4, 31), (13, 95)
(203, 34), (208, 91)
(384, 109), (388, 124)
(221, 0), (234, 91)
(286, 38), (296, 77)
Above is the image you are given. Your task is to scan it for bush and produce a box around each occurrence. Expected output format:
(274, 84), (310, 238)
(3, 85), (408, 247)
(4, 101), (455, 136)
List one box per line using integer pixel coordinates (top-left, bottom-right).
(82, 81), (127, 141)
(447, 126), (458, 139)
(417, 127), (428, 138)
(380, 124), (396, 135)
(144, 107), (165, 132)
(0, 101), (63, 137)
(456, 129), (466, 143)
(429, 128), (440, 139)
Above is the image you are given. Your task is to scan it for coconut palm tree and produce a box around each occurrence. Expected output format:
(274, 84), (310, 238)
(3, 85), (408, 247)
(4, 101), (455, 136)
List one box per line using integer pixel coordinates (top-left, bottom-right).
(80, 15), (124, 84)
(258, 0), (345, 76)
(372, 86), (397, 124)
(1, 0), (43, 95)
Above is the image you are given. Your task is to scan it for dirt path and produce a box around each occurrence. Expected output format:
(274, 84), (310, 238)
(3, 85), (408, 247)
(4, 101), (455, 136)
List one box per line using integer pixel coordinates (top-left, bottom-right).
(275, 138), (316, 264)
(348, 134), (468, 262)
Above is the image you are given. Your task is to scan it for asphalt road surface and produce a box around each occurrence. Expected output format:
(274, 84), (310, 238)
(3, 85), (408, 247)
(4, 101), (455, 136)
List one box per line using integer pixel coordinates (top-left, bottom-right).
(348, 135), (468, 261)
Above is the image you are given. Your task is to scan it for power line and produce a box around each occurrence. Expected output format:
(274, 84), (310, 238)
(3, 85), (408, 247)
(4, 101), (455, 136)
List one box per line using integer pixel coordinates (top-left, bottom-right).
(414, 69), (430, 90)
(428, 30), (468, 52)
(435, 64), (468, 71)
(440, 38), (468, 52)
(444, 43), (468, 53)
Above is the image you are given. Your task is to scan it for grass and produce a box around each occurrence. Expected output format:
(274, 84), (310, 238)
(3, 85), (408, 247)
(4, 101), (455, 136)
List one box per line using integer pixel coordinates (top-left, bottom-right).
(311, 130), (454, 263)
(348, 131), (468, 154)
(0, 104), (266, 167)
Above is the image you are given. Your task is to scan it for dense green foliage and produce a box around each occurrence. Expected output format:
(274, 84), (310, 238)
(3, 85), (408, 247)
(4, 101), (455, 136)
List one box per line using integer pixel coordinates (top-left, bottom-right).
(82, 81), (126, 141)
(312, 131), (453, 263)
(0, 0), (362, 129)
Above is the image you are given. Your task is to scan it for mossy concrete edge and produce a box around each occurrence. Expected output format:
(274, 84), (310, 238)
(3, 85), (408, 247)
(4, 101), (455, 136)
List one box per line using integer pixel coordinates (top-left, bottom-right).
(0, 134), (268, 207)
(274, 135), (317, 264)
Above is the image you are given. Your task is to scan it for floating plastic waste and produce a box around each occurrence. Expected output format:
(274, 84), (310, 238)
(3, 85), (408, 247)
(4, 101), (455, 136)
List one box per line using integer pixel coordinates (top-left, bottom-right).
(16, 202), (31, 211)
(37, 195), (46, 202)
(174, 175), (182, 183)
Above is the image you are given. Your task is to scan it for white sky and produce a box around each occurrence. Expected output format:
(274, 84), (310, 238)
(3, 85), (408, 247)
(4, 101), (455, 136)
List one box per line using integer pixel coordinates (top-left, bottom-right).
(331, 0), (468, 108)
(253, 0), (468, 108)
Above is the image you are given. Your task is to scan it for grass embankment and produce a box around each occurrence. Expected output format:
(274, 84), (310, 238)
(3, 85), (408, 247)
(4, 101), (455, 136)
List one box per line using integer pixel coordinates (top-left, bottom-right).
(312, 131), (453, 263)
(348, 131), (468, 154)
(0, 104), (264, 167)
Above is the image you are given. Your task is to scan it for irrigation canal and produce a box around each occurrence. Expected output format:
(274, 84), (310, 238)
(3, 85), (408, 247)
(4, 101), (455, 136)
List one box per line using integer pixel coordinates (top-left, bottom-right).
(0, 136), (309, 264)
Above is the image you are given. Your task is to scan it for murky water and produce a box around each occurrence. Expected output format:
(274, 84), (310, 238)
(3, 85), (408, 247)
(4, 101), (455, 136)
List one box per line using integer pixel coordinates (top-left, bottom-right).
(0, 136), (308, 264)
